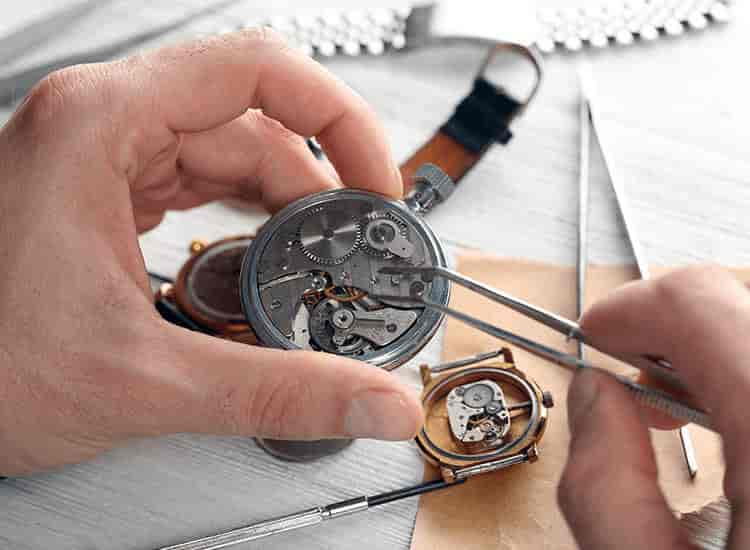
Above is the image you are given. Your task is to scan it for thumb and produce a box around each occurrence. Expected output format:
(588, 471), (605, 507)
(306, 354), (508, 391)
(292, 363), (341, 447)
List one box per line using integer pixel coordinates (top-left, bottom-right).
(558, 369), (692, 549)
(161, 326), (424, 441)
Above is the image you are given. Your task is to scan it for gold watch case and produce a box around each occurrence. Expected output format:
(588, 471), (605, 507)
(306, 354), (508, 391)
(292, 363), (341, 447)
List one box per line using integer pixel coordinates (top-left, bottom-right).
(416, 348), (553, 483)
(155, 235), (257, 344)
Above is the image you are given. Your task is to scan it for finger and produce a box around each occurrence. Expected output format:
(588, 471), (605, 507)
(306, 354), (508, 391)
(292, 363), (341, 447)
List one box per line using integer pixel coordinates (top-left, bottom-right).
(153, 326), (423, 441)
(177, 110), (342, 212)
(579, 277), (672, 358)
(132, 110), (342, 213)
(559, 369), (691, 549)
(580, 266), (750, 548)
(580, 267), (750, 433)
(122, 28), (401, 198)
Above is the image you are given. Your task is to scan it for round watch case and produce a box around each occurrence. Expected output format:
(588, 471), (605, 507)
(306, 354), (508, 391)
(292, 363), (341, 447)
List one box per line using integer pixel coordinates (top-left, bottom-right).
(416, 349), (553, 482)
(239, 188), (451, 370)
(156, 235), (258, 343)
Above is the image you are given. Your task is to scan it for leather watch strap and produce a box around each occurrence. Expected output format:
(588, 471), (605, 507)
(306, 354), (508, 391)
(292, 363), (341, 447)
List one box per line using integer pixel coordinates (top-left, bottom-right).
(400, 76), (523, 190)
(400, 44), (542, 194)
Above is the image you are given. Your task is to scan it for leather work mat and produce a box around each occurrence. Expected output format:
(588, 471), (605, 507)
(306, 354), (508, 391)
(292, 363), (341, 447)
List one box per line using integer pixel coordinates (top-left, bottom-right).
(410, 254), (746, 550)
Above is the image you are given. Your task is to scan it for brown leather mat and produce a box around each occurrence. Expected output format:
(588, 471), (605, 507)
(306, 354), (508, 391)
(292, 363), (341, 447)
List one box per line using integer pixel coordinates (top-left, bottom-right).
(410, 254), (743, 550)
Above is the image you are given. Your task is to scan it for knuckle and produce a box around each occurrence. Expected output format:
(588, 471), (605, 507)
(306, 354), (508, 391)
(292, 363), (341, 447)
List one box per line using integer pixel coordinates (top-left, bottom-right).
(654, 265), (733, 337)
(354, 96), (378, 121)
(252, 376), (310, 439)
(251, 111), (300, 145)
(25, 66), (95, 120)
(23, 70), (77, 125)
(20, 64), (119, 138)
(240, 26), (288, 50)
(217, 370), (316, 439)
(655, 265), (726, 305)
(207, 27), (289, 57)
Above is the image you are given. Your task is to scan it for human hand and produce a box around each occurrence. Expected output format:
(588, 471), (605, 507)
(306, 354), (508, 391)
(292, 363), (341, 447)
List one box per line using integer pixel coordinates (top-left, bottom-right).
(0, 29), (422, 476)
(558, 266), (750, 548)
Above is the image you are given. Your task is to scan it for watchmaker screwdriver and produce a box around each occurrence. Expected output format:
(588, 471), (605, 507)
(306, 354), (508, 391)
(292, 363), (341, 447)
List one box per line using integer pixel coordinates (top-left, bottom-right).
(155, 478), (462, 550)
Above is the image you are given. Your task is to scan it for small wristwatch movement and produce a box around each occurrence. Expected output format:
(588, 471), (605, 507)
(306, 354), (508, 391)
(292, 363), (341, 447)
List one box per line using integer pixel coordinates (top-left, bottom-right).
(417, 348), (553, 482)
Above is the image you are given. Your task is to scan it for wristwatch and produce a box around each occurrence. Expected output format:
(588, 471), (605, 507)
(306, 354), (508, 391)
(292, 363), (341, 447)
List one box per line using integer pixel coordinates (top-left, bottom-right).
(154, 42), (542, 461)
(416, 348), (554, 482)
(155, 236), (257, 344)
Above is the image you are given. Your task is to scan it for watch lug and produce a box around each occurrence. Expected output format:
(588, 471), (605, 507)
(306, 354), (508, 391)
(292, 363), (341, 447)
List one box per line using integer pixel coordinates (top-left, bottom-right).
(419, 363), (433, 385)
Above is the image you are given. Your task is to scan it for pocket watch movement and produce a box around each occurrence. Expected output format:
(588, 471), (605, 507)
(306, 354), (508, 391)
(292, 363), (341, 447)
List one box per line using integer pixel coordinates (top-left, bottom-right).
(417, 348), (553, 482)
(239, 165), (454, 370)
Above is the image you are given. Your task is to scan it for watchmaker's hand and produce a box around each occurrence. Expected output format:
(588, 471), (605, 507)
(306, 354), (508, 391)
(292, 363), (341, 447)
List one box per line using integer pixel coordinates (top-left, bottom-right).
(559, 266), (750, 549)
(0, 29), (420, 476)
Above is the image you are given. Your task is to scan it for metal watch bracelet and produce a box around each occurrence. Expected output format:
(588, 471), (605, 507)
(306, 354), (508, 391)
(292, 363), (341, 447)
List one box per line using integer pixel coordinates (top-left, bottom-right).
(209, 0), (734, 59)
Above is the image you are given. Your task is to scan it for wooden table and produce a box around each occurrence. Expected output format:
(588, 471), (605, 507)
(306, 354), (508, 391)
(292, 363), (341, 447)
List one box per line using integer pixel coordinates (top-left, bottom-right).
(0, 1), (746, 549)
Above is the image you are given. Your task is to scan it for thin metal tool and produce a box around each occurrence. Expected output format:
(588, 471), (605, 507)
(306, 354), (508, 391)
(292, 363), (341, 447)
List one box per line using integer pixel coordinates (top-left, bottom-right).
(429, 349), (504, 373)
(576, 91), (590, 361)
(376, 267), (712, 432)
(155, 478), (461, 550)
(579, 66), (699, 479)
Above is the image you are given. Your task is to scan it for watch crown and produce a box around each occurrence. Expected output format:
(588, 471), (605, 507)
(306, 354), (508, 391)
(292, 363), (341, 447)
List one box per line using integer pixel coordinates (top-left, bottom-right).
(405, 164), (456, 214)
(542, 391), (554, 408)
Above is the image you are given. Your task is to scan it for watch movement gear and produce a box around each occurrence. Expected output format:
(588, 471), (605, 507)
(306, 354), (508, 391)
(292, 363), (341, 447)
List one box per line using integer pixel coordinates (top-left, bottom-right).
(298, 206), (361, 265)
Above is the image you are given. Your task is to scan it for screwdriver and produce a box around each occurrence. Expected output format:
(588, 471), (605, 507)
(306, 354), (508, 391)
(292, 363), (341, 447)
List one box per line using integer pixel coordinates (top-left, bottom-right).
(156, 478), (462, 550)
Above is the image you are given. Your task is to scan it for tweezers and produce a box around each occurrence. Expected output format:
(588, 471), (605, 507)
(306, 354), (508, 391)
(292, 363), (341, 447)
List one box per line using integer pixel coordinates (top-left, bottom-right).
(376, 265), (712, 432)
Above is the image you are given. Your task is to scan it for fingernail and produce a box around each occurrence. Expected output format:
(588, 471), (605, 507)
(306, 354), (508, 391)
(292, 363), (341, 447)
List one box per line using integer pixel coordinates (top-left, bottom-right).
(345, 391), (419, 440)
(392, 159), (404, 198)
(567, 369), (600, 433)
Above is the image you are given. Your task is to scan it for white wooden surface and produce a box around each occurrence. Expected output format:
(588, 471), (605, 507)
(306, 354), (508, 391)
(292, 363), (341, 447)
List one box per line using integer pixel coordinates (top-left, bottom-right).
(0, 1), (748, 549)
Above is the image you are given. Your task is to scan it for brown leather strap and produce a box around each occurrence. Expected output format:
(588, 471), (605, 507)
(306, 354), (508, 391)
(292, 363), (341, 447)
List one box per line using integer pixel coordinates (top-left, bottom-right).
(399, 76), (524, 195)
(400, 132), (481, 193)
